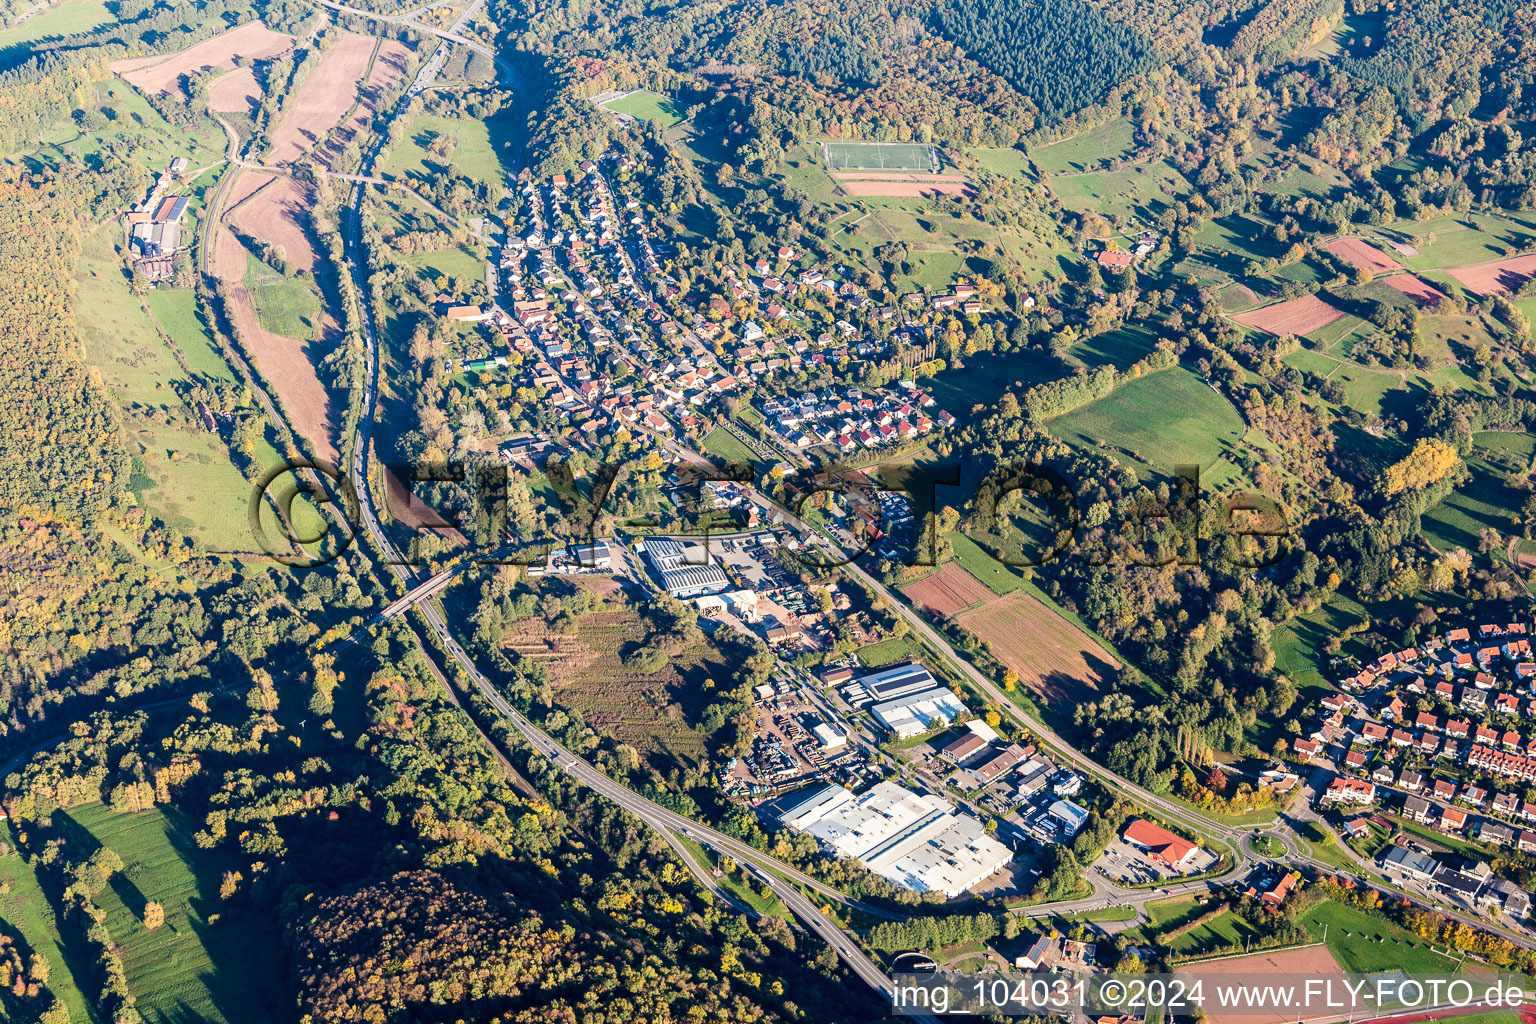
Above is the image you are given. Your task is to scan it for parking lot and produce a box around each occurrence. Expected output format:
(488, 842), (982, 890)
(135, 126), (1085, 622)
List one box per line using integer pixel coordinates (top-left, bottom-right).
(1094, 836), (1219, 884)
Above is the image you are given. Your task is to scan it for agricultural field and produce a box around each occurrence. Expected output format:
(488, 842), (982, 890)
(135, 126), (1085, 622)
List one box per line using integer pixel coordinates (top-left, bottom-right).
(58, 803), (283, 1024)
(900, 562), (994, 617)
(1268, 594), (1371, 696)
(1230, 294), (1344, 337)
(111, 20), (294, 96)
(213, 174), (338, 460)
(74, 229), (258, 550)
(1157, 907), (1262, 956)
(1385, 210), (1536, 273)
(263, 31), (378, 165)
(1447, 252), (1536, 296)
(245, 253), (323, 340)
(853, 634), (929, 668)
(209, 65), (261, 114)
(1047, 366), (1244, 480)
(953, 587), (1119, 706)
(966, 147), (1032, 177)
(499, 596), (729, 774)
(1382, 272), (1447, 307)
(1325, 236), (1400, 273)
(926, 351), (1069, 424)
(145, 287), (236, 381)
(600, 89), (687, 127)
(1068, 323), (1157, 370)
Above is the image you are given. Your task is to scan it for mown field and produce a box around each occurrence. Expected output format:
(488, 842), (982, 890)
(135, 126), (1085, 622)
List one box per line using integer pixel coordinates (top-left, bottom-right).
(1299, 900), (1457, 976)
(245, 252), (324, 340)
(1031, 117), (1137, 174)
(1047, 366), (1244, 480)
(75, 229), (257, 551)
(382, 112), (509, 190)
(0, 0), (113, 52)
(56, 803), (284, 1024)
(1421, 444), (1529, 557)
(0, 821), (93, 1022)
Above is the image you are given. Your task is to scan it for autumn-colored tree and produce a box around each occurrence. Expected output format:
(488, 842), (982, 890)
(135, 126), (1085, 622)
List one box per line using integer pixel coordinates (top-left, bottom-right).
(143, 901), (164, 930)
(1382, 438), (1460, 495)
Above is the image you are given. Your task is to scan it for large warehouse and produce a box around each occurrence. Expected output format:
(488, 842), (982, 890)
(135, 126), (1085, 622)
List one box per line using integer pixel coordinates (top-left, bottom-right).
(641, 537), (731, 598)
(869, 687), (967, 739)
(776, 781), (1012, 898)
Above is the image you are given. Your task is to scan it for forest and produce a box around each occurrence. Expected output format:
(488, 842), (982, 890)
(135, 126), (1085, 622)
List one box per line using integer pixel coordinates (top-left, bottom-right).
(930, 0), (1157, 125)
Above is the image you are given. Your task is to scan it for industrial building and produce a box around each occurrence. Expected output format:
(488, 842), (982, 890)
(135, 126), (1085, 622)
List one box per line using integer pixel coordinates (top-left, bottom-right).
(641, 537), (731, 598)
(869, 687), (967, 739)
(812, 722), (846, 752)
(775, 781), (1012, 898)
(841, 663), (939, 707)
(1047, 799), (1089, 837)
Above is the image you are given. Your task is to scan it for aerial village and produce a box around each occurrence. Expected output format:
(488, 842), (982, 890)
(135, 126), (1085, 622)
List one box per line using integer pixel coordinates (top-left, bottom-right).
(459, 154), (962, 460)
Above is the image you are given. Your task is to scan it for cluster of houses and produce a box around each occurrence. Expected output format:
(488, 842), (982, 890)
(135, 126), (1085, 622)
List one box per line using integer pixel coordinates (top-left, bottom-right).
(760, 385), (954, 453)
(453, 156), (971, 458)
(1304, 622), (1536, 869)
(1093, 233), (1160, 270)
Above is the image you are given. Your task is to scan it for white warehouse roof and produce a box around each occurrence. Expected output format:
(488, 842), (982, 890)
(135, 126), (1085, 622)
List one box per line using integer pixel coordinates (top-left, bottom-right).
(781, 781), (1010, 898)
(870, 687), (966, 739)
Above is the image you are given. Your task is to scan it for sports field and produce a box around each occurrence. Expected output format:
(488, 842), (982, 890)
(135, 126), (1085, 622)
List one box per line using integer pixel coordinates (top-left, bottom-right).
(822, 140), (937, 172)
(600, 89), (687, 128)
